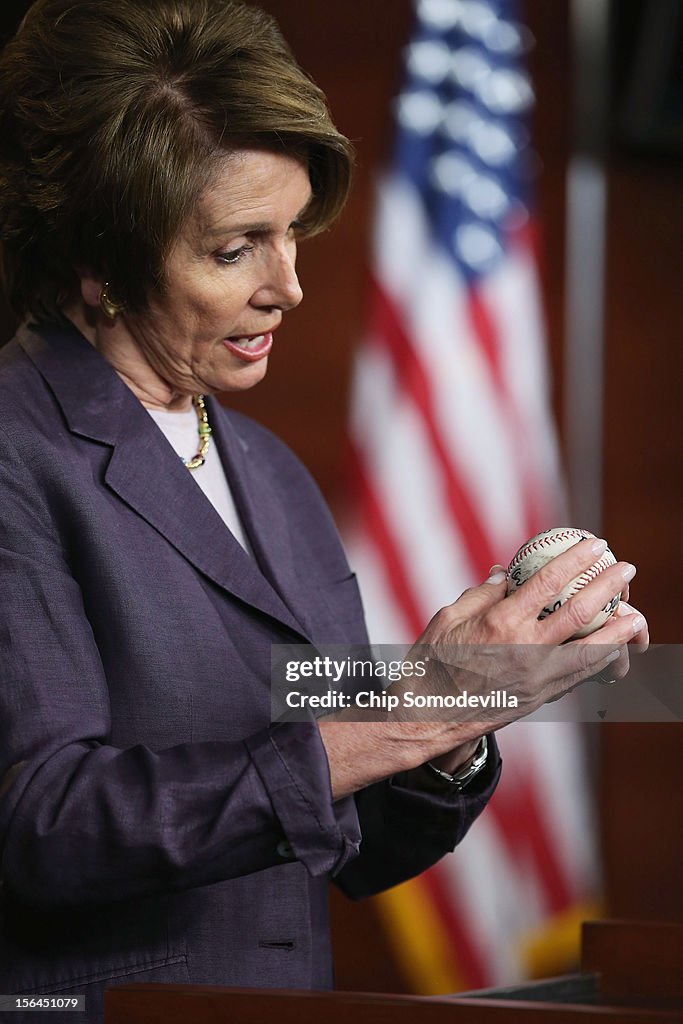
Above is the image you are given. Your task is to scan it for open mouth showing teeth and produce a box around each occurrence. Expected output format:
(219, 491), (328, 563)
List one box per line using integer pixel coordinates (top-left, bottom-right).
(230, 335), (265, 350)
(223, 332), (273, 362)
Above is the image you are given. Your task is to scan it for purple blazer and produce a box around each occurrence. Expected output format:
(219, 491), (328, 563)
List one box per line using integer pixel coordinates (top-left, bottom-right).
(0, 322), (500, 1021)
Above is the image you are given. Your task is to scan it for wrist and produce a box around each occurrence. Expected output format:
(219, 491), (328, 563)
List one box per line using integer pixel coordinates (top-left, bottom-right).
(429, 738), (480, 774)
(424, 735), (489, 791)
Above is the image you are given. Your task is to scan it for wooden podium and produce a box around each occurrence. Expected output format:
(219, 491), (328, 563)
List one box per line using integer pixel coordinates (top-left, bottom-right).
(105, 920), (683, 1023)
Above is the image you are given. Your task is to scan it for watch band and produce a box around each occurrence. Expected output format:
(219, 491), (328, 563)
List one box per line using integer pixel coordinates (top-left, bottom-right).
(425, 735), (488, 790)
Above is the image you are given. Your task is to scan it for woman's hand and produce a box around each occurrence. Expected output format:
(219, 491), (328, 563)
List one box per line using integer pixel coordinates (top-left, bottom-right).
(389, 537), (646, 740)
(319, 537), (648, 799)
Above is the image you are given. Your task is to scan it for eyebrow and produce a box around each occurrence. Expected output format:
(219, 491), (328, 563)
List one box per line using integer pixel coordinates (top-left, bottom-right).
(202, 220), (272, 240)
(199, 194), (314, 243)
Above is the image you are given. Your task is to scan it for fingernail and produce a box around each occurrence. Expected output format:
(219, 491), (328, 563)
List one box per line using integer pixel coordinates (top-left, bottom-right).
(632, 614), (645, 634)
(605, 649), (620, 664)
(591, 538), (608, 556)
(486, 571), (507, 585)
(489, 564), (504, 575)
(622, 564), (636, 583)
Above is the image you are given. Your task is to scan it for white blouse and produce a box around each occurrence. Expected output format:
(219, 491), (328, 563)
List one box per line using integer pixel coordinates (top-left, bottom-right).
(147, 405), (252, 555)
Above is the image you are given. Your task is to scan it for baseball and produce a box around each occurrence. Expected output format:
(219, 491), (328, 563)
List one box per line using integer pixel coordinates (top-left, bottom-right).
(506, 527), (620, 638)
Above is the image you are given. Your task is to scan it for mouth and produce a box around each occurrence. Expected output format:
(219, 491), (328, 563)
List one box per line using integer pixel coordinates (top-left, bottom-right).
(223, 332), (274, 363)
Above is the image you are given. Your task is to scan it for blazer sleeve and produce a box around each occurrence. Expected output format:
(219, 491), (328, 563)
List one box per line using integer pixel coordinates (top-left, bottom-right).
(0, 429), (360, 908)
(335, 737), (501, 899)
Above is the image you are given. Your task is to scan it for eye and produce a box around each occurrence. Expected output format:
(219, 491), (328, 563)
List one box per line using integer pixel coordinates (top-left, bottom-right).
(216, 244), (254, 265)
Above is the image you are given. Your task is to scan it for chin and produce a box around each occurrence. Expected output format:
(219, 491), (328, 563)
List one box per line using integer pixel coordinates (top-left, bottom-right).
(218, 358), (270, 393)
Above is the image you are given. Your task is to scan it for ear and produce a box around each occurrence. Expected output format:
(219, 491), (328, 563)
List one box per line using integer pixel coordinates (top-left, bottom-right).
(78, 269), (106, 309)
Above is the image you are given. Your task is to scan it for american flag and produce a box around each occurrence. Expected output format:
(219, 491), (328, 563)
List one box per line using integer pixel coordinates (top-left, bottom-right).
(345, 0), (599, 990)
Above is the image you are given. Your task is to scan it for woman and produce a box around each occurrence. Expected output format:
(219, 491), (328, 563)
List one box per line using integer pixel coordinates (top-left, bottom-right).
(0, 0), (647, 1020)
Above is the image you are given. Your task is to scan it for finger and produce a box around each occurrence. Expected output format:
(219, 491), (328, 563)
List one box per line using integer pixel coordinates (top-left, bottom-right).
(537, 560), (635, 644)
(568, 646), (630, 692)
(593, 643), (628, 676)
(508, 537), (610, 619)
(545, 636), (619, 684)
(608, 643), (631, 681)
(447, 569), (507, 618)
(581, 602), (646, 647)
(537, 642), (623, 705)
(615, 601), (649, 650)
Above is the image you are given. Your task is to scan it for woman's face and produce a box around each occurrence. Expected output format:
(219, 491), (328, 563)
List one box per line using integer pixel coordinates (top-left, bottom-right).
(84, 148), (312, 408)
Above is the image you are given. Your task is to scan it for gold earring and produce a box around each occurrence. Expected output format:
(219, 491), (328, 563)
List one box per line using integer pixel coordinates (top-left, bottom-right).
(99, 282), (125, 319)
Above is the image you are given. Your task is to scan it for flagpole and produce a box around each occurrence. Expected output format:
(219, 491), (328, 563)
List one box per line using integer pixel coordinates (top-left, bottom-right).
(564, 0), (610, 531)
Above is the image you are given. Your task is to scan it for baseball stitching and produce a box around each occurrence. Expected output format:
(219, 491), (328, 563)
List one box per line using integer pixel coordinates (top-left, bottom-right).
(563, 552), (616, 598)
(507, 528), (590, 575)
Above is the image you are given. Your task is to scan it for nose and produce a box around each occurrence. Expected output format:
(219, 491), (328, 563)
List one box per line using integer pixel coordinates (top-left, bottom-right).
(252, 241), (303, 312)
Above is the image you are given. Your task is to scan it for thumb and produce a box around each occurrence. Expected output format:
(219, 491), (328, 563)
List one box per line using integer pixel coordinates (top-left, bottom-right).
(474, 564), (508, 603)
(418, 564), (509, 642)
(447, 564), (508, 622)
(486, 564), (507, 583)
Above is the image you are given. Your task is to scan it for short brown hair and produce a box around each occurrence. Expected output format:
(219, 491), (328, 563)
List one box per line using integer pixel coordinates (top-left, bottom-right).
(0, 0), (354, 320)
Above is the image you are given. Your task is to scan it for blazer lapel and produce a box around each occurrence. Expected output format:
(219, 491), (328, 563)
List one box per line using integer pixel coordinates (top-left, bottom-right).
(19, 323), (311, 640)
(209, 399), (319, 638)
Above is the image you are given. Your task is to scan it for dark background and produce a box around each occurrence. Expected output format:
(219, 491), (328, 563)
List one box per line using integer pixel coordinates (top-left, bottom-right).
(0, 0), (681, 991)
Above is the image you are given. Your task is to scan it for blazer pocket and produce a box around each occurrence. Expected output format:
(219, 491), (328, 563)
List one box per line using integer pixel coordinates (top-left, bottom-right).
(31, 952), (190, 995)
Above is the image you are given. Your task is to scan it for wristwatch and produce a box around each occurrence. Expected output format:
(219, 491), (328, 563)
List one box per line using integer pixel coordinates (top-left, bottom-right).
(425, 735), (488, 790)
